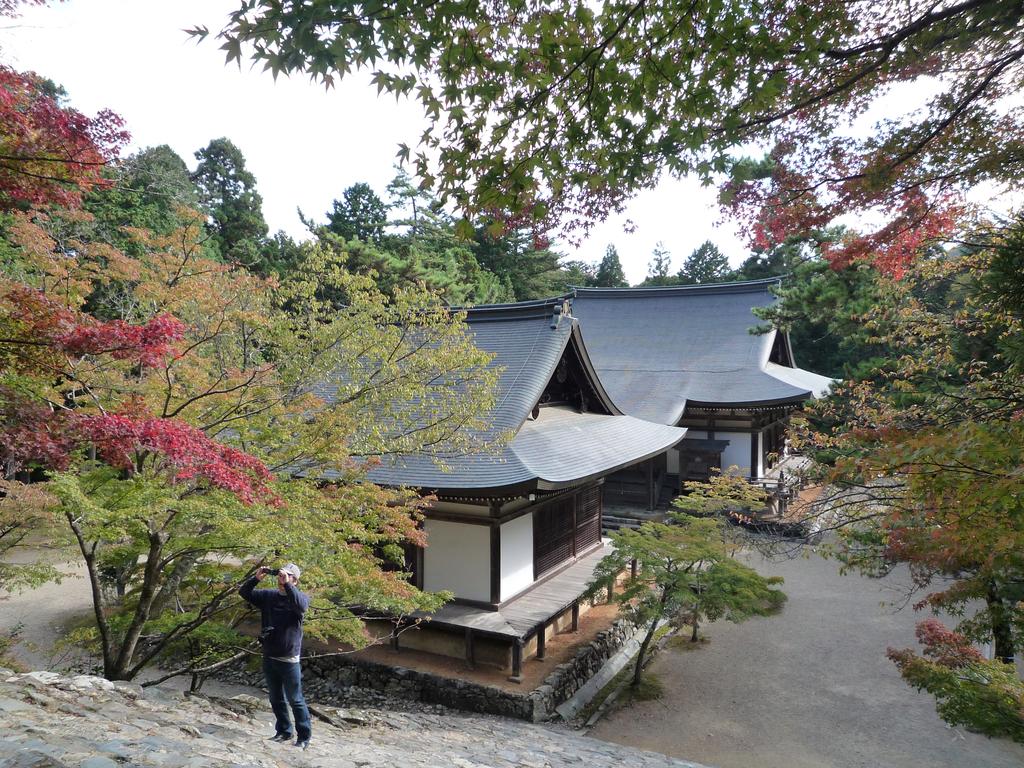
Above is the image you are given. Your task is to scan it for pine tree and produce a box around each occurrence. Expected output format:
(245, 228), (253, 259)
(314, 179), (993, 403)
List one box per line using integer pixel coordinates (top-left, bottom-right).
(594, 244), (628, 287)
(640, 242), (675, 287)
(326, 182), (388, 244)
(677, 240), (731, 284)
(191, 138), (269, 269)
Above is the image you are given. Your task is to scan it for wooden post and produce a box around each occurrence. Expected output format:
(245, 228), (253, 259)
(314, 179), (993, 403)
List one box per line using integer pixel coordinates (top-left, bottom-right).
(509, 640), (524, 683)
(391, 626), (400, 652)
(536, 624), (546, 661)
(489, 523), (501, 604)
(630, 558), (638, 580)
(414, 545), (425, 590)
(647, 457), (656, 510)
(464, 628), (475, 669)
(750, 430), (760, 480)
(571, 601), (580, 632)
(607, 576), (615, 603)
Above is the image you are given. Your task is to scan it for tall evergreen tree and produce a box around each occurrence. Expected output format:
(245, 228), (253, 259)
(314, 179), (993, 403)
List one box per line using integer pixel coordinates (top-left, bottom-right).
(327, 182), (388, 244)
(262, 230), (305, 277)
(677, 240), (731, 284)
(594, 244), (628, 287)
(192, 138), (269, 269)
(747, 232), (888, 380)
(640, 242), (675, 287)
(560, 259), (597, 288)
(386, 168), (432, 237)
(296, 173), (512, 306)
(86, 145), (198, 241)
(471, 225), (564, 300)
(732, 235), (827, 281)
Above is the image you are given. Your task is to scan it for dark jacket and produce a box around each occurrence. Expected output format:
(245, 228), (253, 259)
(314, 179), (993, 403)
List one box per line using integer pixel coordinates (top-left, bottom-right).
(239, 576), (310, 659)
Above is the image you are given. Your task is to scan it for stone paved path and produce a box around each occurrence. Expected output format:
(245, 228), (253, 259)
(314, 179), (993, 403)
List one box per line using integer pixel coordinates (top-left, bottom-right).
(0, 670), (709, 768)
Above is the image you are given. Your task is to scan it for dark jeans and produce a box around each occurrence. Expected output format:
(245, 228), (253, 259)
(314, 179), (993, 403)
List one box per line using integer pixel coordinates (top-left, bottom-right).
(262, 657), (311, 741)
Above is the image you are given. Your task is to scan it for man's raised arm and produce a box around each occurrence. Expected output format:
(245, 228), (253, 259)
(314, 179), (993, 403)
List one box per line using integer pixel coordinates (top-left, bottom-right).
(239, 568), (266, 606)
(282, 580), (309, 616)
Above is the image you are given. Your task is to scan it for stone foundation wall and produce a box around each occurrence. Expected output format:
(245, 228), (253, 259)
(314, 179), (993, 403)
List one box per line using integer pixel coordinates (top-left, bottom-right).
(536, 618), (634, 712)
(215, 618), (637, 722)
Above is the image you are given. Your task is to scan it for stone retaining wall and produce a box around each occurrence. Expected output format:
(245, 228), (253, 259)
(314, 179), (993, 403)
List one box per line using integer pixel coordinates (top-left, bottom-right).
(215, 618), (636, 722)
(531, 618), (635, 719)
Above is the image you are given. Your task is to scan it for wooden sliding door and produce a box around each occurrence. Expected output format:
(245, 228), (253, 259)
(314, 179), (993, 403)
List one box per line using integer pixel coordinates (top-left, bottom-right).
(533, 485), (603, 579)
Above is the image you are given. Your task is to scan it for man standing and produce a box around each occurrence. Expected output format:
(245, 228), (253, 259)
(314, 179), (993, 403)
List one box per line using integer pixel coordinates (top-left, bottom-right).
(239, 563), (312, 750)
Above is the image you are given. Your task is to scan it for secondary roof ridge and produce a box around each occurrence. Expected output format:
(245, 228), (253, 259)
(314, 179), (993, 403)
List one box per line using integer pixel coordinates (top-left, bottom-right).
(571, 276), (784, 297)
(458, 295), (574, 323)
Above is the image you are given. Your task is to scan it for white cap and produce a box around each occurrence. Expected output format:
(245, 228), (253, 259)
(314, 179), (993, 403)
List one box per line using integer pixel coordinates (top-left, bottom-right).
(280, 563), (301, 581)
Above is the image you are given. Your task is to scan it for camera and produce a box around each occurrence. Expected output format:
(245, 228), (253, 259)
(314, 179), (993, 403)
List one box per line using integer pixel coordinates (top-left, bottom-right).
(267, 568), (280, 575)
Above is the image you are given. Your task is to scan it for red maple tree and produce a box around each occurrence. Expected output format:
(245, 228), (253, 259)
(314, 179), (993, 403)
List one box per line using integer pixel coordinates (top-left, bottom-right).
(0, 285), (274, 504)
(723, 147), (965, 276)
(0, 66), (128, 211)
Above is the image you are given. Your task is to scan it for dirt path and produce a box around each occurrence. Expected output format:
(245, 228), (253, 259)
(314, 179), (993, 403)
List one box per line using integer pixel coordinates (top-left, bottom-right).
(0, 552), (256, 697)
(589, 547), (1024, 768)
(0, 552), (94, 671)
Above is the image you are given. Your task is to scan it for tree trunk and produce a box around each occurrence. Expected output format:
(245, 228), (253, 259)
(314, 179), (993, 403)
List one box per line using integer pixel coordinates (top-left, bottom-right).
(65, 512), (115, 675)
(632, 589), (672, 687)
(108, 526), (166, 679)
(986, 581), (1015, 663)
(148, 551), (201, 617)
(690, 618), (700, 643)
(633, 621), (658, 687)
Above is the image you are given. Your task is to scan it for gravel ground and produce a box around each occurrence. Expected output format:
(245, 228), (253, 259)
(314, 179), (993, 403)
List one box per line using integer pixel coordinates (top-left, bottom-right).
(0, 554), (261, 700)
(589, 545), (1024, 768)
(0, 553), (93, 672)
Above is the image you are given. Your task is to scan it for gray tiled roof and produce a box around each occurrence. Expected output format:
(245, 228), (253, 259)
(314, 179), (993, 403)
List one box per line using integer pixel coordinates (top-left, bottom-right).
(340, 298), (685, 494)
(571, 279), (833, 425)
(368, 406), (683, 493)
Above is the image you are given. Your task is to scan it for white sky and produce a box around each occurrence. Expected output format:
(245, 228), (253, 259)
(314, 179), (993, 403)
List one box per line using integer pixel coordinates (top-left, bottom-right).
(0, 0), (750, 284)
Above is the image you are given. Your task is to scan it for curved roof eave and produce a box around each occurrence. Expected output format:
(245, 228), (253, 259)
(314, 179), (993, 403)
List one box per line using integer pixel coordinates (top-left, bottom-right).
(683, 393), (812, 410)
(763, 361), (835, 399)
(388, 410), (688, 497)
(514, 409), (686, 489)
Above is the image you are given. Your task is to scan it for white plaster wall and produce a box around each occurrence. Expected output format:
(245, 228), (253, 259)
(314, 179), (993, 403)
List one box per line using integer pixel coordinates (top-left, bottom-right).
(718, 431), (752, 476)
(500, 515), (534, 602)
(423, 520), (490, 602)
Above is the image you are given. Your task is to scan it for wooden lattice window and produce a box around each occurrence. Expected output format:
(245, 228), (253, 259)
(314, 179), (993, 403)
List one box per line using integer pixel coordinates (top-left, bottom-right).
(533, 485), (604, 579)
(533, 496), (575, 578)
(575, 485), (602, 552)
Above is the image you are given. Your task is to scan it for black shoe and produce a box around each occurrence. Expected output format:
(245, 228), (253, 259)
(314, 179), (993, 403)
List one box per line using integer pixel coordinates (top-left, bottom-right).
(294, 739), (310, 751)
(269, 733), (292, 743)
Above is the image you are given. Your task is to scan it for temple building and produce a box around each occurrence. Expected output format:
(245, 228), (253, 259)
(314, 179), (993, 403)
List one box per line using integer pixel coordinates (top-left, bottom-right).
(353, 297), (685, 678)
(569, 279), (833, 510)
(325, 280), (830, 678)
